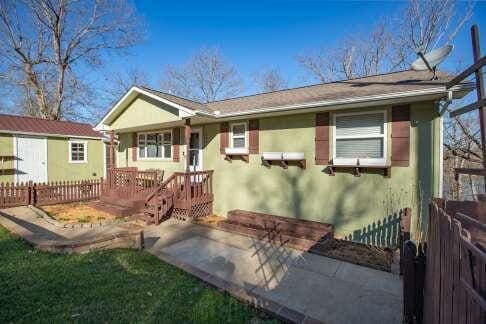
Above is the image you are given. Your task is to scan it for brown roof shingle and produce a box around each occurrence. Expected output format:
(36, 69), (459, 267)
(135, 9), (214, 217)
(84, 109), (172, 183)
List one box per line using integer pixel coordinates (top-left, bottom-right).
(205, 70), (454, 114)
(0, 114), (103, 138)
(141, 69), (458, 116)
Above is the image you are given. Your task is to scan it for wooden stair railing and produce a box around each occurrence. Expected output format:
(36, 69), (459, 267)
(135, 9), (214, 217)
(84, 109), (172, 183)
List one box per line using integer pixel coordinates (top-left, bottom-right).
(140, 174), (176, 224)
(139, 170), (214, 224)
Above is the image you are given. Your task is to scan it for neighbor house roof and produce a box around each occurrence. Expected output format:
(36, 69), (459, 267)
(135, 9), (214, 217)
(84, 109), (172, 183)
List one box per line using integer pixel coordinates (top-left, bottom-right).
(0, 114), (103, 139)
(99, 69), (473, 127)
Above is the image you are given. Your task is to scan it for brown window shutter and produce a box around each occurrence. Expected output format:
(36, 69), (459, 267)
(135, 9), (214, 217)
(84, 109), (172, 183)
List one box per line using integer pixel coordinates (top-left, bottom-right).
(315, 112), (330, 165)
(173, 128), (180, 162)
(391, 105), (410, 167)
(248, 119), (259, 154)
(132, 132), (137, 162)
(220, 122), (229, 154)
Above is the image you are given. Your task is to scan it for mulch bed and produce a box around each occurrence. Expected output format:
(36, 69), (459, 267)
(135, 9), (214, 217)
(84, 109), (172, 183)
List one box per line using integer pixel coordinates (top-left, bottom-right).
(310, 239), (394, 272)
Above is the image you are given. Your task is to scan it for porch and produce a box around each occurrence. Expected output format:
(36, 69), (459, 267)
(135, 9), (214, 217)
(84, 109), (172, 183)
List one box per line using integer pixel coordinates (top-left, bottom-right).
(93, 167), (214, 224)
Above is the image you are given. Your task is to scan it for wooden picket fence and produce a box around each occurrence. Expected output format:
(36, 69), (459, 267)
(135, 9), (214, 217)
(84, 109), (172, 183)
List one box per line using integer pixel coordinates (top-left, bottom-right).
(0, 179), (104, 208)
(402, 199), (486, 323)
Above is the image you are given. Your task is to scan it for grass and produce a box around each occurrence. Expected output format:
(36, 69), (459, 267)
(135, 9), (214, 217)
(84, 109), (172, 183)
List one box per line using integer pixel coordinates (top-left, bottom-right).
(0, 226), (277, 323)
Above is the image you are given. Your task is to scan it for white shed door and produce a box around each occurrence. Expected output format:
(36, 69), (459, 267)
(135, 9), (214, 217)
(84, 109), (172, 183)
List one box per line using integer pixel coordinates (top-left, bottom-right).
(16, 136), (48, 183)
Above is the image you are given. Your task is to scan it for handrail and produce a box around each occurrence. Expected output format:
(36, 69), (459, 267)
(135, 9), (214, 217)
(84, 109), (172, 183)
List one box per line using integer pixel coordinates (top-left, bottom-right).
(145, 173), (176, 203)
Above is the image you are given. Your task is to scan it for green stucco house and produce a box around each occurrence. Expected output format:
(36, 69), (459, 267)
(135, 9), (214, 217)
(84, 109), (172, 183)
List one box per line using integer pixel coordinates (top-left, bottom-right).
(0, 114), (105, 184)
(97, 70), (471, 241)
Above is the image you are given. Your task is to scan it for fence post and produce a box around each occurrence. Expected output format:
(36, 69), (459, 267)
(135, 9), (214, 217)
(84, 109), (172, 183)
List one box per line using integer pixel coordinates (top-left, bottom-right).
(400, 207), (412, 275)
(403, 240), (417, 323)
(28, 181), (33, 205)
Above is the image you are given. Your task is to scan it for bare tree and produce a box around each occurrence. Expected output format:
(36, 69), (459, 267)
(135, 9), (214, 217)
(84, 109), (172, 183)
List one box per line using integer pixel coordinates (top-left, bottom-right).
(160, 47), (243, 103)
(298, 0), (474, 82)
(298, 21), (392, 82)
(0, 0), (144, 120)
(252, 68), (288, 92)
(391, 0), (474, 69)
(104, 67), (150, 105)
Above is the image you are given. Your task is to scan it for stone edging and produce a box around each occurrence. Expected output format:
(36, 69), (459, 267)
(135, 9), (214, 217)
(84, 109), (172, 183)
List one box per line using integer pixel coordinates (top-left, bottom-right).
(28, 205), (133, 229)
(36, 231), (144, 254)
(152, 250), (323, 324)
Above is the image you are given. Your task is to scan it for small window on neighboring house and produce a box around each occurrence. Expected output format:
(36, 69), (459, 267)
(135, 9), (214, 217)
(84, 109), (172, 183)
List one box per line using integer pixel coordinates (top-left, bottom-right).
(69, 141), (87, 163)
(231, 122), (247, 148)
(138, 131), (172, 159)
(333, 111), (387, 165)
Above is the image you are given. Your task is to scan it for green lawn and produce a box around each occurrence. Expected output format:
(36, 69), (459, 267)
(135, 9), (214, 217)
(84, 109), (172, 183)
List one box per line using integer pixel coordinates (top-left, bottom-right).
(0, 226), (277, 323)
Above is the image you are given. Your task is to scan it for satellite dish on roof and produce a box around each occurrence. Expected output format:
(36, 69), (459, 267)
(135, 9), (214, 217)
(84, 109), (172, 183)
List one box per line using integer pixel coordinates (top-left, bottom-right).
(411, 44), (454, 80)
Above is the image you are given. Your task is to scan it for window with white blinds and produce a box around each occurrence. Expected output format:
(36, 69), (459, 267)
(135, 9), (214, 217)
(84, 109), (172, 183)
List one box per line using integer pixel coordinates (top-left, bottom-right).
(333, 111), (387, 165)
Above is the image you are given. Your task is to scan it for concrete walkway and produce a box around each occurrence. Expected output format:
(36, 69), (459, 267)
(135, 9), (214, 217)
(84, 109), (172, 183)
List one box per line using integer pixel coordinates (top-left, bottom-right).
(0, 207), (142, 252)
(144, 219), (403, 324)
(0, 207), (402, 323)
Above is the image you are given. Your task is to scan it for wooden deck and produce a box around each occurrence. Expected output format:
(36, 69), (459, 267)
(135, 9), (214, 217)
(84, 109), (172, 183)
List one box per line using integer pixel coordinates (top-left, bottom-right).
(93, 168), (214, 224)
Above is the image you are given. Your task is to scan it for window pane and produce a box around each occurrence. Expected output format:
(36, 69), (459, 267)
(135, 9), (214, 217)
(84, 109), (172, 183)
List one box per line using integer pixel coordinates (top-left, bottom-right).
(146, 133), (162, 158)
(71, 143), (85, 161)
(336, 113), (384, 137)
(232, 124), (245, 136)
(138, 134), (146, 146)
(336, 138), (383, 159)
(233, 137), (245, 148)
(139, 146), (145, 158)
(163, 132), (171, 143)
(163, 144), (171, 158)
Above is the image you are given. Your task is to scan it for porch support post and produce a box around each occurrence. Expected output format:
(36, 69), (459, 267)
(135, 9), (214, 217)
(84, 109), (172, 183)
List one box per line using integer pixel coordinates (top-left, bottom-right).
(184, 118), (191, 173)
(108, 130), (116, 189)
(184, 118), (192, 219)
(109, 130), (116, 169)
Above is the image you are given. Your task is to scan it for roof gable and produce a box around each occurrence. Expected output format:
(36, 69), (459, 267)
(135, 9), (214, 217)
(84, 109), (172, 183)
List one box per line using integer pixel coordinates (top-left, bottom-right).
(109, 95), (184, 130)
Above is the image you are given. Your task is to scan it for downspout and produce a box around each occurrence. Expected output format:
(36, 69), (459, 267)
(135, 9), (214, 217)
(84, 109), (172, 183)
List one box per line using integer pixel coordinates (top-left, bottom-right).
(435, 90), (453, 198)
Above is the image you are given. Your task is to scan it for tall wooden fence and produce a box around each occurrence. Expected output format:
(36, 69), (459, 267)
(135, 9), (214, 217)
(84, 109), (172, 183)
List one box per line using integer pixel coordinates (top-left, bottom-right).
(403, 200), (486, 323)
(0, 179), (103, 208)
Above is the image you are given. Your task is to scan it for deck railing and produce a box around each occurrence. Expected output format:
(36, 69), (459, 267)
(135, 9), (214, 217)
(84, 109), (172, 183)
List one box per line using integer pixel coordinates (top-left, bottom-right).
(106, 167), (162, 200)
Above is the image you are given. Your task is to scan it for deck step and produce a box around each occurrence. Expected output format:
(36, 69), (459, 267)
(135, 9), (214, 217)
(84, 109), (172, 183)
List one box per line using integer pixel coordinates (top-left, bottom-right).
(91, 201), (140, 217)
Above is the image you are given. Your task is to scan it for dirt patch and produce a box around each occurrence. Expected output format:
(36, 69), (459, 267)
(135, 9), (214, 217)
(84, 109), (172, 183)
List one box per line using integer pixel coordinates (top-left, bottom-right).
(41, 203), (119, 224)
(311, 239), (394, 272)
(192, 215), (225, 228)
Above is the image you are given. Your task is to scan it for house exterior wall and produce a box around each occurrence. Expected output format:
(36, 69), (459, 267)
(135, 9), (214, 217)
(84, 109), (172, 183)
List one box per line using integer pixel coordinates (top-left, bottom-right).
(116, 132), (185, 176)
(0, 133), (14, 183)
(47, 137), (104, 182)
(114, 100), (441, 242)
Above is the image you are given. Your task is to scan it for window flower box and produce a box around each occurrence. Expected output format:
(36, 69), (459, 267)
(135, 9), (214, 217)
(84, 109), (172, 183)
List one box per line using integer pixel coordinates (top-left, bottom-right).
(262, 152), (306, 169)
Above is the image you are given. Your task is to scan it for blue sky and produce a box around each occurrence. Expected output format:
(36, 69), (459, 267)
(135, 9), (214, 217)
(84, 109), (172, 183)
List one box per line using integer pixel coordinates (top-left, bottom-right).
(104, 0), (486, 95)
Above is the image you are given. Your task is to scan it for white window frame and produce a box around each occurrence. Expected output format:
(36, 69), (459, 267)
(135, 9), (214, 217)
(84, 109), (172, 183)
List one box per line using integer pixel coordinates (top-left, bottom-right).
(230, 121), (248, 149)
(69, 140), (88, 164)
(138, 130), (172, 160)
(332, 110), (387, 166)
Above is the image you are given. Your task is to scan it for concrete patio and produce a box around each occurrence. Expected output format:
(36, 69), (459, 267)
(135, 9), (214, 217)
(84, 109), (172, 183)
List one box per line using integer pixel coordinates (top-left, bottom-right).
(0, 206), (402, 323)
(144, 219), (403, 324)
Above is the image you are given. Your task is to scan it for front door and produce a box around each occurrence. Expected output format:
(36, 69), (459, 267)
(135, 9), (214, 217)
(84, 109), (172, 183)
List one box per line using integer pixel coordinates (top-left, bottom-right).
(189, 129), (203, 172)
(15, 136), (48, 183)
